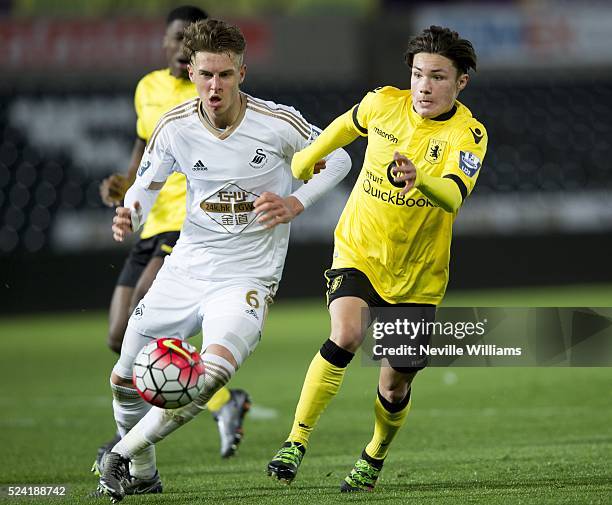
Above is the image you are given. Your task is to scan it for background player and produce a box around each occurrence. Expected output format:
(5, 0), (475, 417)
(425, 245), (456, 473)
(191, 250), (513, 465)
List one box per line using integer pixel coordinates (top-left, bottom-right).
(95, 6), (250, 467)
(96, 19), (351, 502)
(267, 25), (488, 492)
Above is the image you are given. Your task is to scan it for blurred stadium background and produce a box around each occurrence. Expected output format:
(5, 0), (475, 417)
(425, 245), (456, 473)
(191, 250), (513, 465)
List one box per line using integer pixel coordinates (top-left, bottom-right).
(2, 0), (612, 313)
(1, 2), (611, 503)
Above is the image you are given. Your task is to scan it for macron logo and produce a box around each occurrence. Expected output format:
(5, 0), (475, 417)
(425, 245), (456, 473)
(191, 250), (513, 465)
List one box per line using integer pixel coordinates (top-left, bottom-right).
(193, 160), (208, 171)
(373, 126), (398, 144)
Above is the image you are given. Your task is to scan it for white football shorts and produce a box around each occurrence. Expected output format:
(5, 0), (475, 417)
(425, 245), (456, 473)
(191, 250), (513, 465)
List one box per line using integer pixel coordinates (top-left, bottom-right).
(114, 262), (273, 379)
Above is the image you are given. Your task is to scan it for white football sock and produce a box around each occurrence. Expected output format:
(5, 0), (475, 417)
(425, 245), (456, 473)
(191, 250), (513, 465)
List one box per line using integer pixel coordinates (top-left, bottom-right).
(111, 382), (151, 437)
(110, 381), (157, 479)
(113, 353), (235, 463)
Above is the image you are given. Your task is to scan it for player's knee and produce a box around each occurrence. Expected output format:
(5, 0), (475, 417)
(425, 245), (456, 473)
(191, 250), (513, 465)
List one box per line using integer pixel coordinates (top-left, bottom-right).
(204, 343), (238, 369)
(379, 367), (417, 402)
(110, 371), (134, 388)
(330, 323), (364, 353)
(203, 315), (261, 368)
(379, 382), (410, 403)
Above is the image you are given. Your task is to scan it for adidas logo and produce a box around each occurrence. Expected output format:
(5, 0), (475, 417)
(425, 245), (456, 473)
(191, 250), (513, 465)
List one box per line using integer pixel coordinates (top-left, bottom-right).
(193, 160), (208, 171)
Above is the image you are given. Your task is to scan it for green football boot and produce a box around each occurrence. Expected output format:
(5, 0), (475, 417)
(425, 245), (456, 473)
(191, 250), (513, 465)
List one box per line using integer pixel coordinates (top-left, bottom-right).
(340, 450), (384, 492)
(267, 441), (306, 484)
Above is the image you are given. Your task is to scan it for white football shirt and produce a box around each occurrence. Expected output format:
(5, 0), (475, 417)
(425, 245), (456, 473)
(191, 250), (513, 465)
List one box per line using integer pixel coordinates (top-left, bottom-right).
(129, 92), (349, 285)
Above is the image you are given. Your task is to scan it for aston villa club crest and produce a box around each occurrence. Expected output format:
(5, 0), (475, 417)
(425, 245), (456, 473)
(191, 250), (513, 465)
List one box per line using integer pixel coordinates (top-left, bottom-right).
(329, 275), (343, 294)
(425, 139), (447, 164)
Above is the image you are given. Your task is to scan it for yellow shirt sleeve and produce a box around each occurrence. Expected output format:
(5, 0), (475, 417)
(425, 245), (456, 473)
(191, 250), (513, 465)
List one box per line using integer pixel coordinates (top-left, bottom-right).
(442, 119), (488, 198)
(290, 110), (357, 180)
(351, 89), (378, 136)
(290, 90), (379, 180)
(414, 170), (463, 213)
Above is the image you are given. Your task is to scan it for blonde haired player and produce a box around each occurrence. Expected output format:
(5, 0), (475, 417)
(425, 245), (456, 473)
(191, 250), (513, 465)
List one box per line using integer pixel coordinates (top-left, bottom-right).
(95, 7), (251, 472)
(96, 18), (351, 502)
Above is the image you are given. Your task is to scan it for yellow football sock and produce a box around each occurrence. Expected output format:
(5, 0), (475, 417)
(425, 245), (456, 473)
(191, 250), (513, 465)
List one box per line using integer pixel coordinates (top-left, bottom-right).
(206, 386), (232, 413)
(288, 350), (349, 447)
(365, 391), (412, 460)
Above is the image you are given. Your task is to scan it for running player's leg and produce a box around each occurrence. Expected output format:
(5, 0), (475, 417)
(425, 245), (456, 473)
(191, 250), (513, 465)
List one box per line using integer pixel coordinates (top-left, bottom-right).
(102, 248), (161, 467)
(340, 366), (416, 492)
(92, 238), (155, 476)
(97, 264), (202, 501)
(287, 296), (366, 445)
(108, 287), (134, 354)
(126, 233), (243, 455)
(268, 268), (372, 483)
(199, 284), (260, 457)
(127, 231), (179, 314)
(105, 279), (267, 488)
(128, 257), (163, 313)
(341, 304), (435, 492)
(106, 237), (155, 354)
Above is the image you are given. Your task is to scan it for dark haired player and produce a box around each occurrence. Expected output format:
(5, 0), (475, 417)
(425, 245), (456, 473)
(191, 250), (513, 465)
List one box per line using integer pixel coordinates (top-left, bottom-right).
(267, 25), (488, 492)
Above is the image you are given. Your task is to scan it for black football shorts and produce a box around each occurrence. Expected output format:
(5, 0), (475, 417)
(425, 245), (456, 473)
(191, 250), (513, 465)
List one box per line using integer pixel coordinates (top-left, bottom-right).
(324, 267), (436, 372)
(116, 231), (180, 287)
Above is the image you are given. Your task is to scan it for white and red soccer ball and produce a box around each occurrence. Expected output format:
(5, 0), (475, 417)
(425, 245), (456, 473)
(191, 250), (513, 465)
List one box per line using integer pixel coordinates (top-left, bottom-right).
(132, 338), (205, 409)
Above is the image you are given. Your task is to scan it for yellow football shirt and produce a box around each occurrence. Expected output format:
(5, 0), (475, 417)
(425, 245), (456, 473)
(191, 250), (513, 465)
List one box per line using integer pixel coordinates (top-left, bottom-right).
(134, 69), (196, 239)
(332, 86), (488, 305)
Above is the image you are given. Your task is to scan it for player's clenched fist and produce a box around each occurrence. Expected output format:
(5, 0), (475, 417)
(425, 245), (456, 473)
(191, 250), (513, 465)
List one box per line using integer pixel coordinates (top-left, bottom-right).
(391, 151), (419, 195)
(291, 150), (327, 181)
(254, 192), (304, 229)
(112, 201), (142, 242)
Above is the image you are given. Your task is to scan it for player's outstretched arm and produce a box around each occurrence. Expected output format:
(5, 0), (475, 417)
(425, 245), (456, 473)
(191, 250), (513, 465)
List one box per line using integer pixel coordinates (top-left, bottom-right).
(392, 152), (462, 213)
(99, 138), (146, 207)
(291, 110), (359, 180)
(291, 146), (351, 211)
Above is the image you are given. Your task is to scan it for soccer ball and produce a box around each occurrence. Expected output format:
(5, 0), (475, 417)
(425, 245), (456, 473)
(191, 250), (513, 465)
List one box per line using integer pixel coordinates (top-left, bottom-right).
(132, 338), (206, 409)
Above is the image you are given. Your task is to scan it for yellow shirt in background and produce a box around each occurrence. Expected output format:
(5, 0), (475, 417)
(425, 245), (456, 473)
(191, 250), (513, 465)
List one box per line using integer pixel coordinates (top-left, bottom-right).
(134, 69), (196, 239)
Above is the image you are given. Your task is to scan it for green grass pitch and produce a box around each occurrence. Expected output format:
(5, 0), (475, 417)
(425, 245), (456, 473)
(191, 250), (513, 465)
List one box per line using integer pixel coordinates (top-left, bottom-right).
(1, 285), (611, 504)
